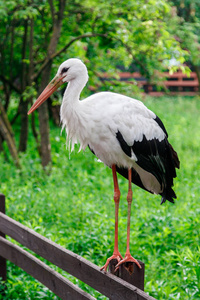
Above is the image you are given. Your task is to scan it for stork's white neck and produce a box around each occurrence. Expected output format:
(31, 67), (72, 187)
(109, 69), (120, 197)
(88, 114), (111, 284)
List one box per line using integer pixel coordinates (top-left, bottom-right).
(60, 73), (89, 152)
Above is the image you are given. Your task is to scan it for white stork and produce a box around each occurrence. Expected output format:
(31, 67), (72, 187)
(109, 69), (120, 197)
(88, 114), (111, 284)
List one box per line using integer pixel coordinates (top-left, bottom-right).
(28, 58), (180, 272)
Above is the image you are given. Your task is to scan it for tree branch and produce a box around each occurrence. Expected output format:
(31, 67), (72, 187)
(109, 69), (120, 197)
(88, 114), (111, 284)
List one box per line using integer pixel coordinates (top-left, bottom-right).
(32, 33), (108, 81)
(48, 0), (55, 24)
(53, 33), (107, 59)
(58, 0), (66, 20)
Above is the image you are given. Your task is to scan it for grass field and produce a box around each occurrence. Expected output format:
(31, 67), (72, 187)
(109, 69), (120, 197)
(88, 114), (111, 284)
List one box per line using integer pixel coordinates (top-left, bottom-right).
(0, 96), (200, 299)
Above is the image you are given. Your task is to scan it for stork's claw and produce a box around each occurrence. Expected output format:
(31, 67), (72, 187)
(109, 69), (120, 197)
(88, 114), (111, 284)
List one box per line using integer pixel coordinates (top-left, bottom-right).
(100, 252), (123, 272)
(114, 253), (142, 272)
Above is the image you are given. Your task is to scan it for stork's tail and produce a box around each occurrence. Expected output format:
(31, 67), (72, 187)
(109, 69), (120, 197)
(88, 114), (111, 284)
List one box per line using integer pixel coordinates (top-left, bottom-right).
(160, 143), (180, 205)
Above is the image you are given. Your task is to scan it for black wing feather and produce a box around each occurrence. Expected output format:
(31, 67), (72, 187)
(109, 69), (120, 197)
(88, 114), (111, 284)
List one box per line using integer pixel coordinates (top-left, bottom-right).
(154, 115), (168, 137)
(116, 128), (179, 204)
(132, 135), (178, 203)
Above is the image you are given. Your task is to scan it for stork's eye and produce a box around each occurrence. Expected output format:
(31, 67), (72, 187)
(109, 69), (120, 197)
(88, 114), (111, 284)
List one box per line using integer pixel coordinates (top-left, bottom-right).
(61, 67), (69, 74)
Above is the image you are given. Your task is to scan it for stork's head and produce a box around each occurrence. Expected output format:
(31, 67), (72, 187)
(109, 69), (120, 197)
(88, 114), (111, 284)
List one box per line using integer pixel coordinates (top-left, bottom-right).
(58, 58), (88, 83)
(28, 58), (88, 115)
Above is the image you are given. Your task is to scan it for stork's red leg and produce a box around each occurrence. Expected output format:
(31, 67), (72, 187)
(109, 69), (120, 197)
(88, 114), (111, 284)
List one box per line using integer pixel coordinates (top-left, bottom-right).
(115, 169), (141, 271)
(100, 165), (123, 271)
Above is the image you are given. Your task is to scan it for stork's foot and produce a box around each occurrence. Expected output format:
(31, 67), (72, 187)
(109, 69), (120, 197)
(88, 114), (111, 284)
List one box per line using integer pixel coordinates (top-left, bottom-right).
(115, 253), (142, 272)
(100, 252), (123, 272)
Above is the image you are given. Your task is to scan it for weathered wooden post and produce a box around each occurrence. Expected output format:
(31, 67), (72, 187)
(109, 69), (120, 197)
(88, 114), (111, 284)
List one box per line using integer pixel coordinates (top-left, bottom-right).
(0, 194), (7, 283)
(109, 259), (145, 291)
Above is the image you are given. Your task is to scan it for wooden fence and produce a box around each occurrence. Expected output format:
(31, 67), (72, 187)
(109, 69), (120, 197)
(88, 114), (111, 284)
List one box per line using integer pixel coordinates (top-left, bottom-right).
(102, 71), (199, 96)
(0, 194), (156, 300)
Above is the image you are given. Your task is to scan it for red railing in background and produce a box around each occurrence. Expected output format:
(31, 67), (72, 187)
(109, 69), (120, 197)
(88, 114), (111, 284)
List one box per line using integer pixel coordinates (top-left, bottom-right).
(102, 71), (199, 96)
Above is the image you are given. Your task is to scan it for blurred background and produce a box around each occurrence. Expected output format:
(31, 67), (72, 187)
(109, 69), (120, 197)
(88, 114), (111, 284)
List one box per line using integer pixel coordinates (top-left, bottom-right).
(0, 1), (200, 299)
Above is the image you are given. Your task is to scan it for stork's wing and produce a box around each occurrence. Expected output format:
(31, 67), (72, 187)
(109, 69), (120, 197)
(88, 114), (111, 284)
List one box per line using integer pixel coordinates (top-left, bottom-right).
(116, 115), (180, 204)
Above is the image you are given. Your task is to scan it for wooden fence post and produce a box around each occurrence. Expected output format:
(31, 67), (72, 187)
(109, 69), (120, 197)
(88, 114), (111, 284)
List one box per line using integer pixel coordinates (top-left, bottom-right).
(0, 194), (6, 283)
(109, 258), (145, 291)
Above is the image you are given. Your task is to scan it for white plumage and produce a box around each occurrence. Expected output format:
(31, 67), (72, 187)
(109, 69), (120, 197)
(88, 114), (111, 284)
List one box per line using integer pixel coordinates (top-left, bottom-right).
(28, 58), (180, 272)
(59, 60), (164, 164)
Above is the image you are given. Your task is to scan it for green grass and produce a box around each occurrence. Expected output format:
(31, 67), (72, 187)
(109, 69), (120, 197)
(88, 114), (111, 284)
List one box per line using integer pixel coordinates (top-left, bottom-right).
(0, 96), (200, 299)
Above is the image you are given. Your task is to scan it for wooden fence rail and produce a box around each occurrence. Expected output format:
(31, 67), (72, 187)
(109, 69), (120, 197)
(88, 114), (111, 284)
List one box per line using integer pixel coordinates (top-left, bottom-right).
(0, 194), (156, 300)
(102, 71), (199, 96)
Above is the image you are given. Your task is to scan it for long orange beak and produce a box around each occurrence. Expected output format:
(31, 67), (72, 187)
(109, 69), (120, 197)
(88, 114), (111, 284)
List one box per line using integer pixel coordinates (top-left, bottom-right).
(28, 74), (65, 115)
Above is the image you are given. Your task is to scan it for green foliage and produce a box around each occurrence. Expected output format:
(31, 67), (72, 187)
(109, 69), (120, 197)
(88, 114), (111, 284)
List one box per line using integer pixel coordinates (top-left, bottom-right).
(0, 96), (200, 299)
(1, 0), (193, 166)
(170, 0), (200, 67)
(22, 84), (37, 101)
(0, 0), (188, 103)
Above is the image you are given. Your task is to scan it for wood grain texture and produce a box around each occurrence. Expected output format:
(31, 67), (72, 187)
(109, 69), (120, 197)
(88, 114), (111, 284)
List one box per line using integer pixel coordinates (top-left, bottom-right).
(0, 237), (95, 300)
(0, 213), (156, 300)
(109, 259), (145, 291)
(0, 194), (6, 282)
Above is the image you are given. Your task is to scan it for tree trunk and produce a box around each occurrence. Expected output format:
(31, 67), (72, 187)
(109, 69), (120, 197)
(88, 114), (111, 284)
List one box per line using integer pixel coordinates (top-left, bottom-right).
(0, 132), (8, 161)
(18, 98), (29, 152)
(0, 104), (20, 168)
(31, 112), (41, 156)
(0, 134), (3, 152)
(19, 20), (29, 152)
(38, 101), (51, 168)
(38, 0), (66, 168)
(0, 103), (15, 138)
